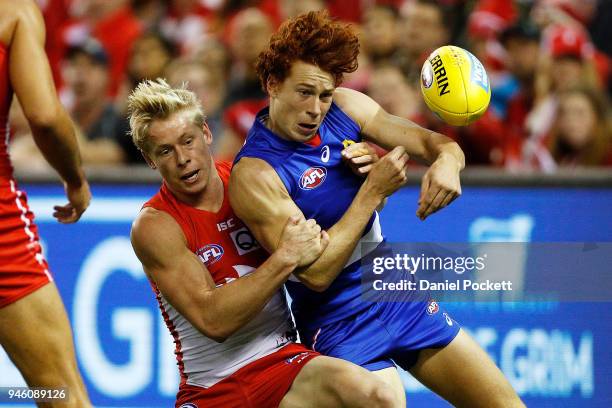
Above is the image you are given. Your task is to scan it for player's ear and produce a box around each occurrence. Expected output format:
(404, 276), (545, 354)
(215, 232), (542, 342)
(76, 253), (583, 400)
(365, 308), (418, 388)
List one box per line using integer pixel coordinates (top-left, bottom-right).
(266, 77), (279, 97)
(202, 122), (213, 145)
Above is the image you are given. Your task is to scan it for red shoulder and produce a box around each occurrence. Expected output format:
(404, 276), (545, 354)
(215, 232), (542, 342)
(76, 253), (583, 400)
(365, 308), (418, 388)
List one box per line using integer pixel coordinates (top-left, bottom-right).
(215, 160), (233, 183)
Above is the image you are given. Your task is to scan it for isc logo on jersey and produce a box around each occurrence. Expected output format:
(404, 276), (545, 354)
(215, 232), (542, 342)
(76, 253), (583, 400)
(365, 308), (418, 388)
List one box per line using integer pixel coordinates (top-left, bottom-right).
(299, 166), (327, 190)
(196, 244), (224, 266)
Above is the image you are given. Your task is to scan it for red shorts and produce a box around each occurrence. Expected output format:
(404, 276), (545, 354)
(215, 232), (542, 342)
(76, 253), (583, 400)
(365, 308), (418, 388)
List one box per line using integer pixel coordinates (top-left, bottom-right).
(0, 179), (52, 308)
(175, 343), (320, 408)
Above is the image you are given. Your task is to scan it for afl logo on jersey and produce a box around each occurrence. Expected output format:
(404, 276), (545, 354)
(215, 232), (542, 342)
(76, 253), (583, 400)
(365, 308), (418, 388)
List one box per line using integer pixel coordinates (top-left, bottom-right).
(299, 166), (327, 190)
(426, 299), (439, 315)
(197, 244), (224, 266)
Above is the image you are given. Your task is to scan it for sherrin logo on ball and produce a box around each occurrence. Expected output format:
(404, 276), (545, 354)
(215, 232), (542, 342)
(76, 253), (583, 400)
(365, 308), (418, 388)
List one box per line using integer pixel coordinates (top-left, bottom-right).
(420, 45), (491, 126)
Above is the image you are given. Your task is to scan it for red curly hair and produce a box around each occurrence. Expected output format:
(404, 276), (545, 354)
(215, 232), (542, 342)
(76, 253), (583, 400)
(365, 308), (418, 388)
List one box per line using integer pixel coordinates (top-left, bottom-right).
(256, 10), (360, 91)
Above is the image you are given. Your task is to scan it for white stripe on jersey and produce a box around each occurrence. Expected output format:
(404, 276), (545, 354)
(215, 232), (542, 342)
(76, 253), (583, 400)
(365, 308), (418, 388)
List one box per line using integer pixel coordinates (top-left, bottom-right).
(159, 286), (295, 388)
(9, 179), (51, 280)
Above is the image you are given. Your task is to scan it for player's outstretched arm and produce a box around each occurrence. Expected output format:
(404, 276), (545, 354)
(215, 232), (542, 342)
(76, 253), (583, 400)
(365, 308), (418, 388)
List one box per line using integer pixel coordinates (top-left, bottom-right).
(335, 87), (465, 220)
(131, 208), (323, 342)
(230, 154), (406, 292)
(9, 0), (90, 222)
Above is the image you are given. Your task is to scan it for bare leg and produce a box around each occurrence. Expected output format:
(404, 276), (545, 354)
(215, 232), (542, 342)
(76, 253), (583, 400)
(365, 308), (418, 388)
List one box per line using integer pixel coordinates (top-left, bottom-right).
(372, 367), (406, 407)
(409, 329), (524, 408)
(0, 283), (92, 408)
(279, 355), (401, 408)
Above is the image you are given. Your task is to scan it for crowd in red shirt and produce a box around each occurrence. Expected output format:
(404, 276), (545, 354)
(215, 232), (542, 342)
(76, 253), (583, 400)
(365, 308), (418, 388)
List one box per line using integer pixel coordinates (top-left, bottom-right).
(11, 0), (611, 171)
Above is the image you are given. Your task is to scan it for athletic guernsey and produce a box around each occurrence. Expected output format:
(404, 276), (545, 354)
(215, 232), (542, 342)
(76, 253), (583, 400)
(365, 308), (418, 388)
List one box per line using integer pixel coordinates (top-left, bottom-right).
(143, 161), (297, 389)
(0, 40), (52, 308)
(235, 103), (385, 330)
(0, 42), (12, 180)
(235, 103), (460, 371)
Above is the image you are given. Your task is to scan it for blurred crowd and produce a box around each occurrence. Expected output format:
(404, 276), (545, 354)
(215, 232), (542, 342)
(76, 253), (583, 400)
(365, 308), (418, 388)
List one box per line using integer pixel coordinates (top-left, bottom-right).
(9, 0), (612, 171)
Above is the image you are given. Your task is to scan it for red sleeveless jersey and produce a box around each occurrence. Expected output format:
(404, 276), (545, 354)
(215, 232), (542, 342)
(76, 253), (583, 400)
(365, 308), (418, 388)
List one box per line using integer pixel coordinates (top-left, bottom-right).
(143, 161), (268, 283)
(142, 161), (296, 389)
(0, 41), (14, 180)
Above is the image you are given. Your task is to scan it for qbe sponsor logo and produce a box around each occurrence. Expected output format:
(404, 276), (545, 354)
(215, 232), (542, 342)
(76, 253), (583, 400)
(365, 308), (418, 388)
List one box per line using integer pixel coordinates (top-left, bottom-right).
(230, 227), (260, 255)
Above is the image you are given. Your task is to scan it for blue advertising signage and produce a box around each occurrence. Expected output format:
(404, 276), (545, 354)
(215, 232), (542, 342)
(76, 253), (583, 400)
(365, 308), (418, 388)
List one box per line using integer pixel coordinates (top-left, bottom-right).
(0, 184), (610, 407)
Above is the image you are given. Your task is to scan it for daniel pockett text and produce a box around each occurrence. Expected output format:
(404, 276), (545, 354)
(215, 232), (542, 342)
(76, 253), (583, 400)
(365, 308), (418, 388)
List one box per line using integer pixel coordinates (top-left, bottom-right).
(370, 253), (513, 293)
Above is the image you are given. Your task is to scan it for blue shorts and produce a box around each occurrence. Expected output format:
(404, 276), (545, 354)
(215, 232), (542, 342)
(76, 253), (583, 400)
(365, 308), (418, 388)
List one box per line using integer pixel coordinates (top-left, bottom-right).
(299, 299), (460, 371)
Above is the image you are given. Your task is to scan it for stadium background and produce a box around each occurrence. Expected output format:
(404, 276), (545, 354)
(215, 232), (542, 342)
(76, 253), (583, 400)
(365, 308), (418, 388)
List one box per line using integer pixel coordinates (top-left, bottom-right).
(2, 0), (612, 407)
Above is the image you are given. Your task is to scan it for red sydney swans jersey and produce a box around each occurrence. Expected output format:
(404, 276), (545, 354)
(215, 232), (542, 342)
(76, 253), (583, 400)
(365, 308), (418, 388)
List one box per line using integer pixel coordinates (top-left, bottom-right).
(143, 161), (296, 389)
(0, 41), (14, 180)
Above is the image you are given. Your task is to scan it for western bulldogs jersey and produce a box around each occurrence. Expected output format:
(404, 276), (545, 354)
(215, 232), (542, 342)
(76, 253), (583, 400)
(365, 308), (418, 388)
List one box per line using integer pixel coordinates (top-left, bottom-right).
(234, 103), (385, 331)
(143, 161), (296, 389)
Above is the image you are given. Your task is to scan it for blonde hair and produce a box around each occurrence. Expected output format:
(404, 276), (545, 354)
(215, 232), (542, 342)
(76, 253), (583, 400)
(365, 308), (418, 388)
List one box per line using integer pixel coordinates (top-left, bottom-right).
(127, 78), (205, 152)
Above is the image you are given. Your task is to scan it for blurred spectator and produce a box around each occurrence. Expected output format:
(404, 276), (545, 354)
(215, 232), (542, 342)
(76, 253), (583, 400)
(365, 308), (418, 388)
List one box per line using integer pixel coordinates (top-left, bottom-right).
(192, 38), (231, 84)
(588, 0), (612, 82)
(547, 87), (612, 167)
(166, 58), (227, 153)
(62, 39), (125, 165)
(367, 65), (419, 119)
(397, 0), (451, 82)
(361, 4), (400, 68)
(28, 0), (612, 170)
(159, 0), (217, 55)
(225, 7), (273, 106)
(130, 0), (167, 31)
(500, 22), (541, 165)
(116, 31), (177, 164)
(525, 25), (603, 140)
(217, 99), (268, 161)
(40, 0), (72, 85)
(116, 31), (176, 115)
(467, 0), (519, 119)
(58, 0), (142, 95)
(278, 0), (325, 20)
(128, 31), (177, 86)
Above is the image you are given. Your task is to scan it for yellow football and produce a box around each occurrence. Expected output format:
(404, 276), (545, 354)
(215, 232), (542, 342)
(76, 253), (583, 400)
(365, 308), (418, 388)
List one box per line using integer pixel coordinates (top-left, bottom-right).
(420, 45), (491, 126)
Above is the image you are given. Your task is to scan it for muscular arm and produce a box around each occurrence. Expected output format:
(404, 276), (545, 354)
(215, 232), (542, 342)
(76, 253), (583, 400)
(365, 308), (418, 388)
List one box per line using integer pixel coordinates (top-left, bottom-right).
(9, 0), (86, 186)
(334, 87), (464, 168)
(131, 208), (299, 342)
(230, 158), (384, 292)
(335, 87), (465, 219)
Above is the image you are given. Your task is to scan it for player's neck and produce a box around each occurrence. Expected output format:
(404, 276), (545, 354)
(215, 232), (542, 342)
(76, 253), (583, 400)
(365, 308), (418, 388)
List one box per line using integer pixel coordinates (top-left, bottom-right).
(263, 115), (290, 142)
(195, 166), (224, 212)
(173, 165), (224, 212)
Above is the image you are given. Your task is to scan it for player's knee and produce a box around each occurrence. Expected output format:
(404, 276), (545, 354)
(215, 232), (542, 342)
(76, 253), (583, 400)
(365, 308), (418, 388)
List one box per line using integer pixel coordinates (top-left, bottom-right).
(334, 369), (400, 408)
(364, 382), (400, 408)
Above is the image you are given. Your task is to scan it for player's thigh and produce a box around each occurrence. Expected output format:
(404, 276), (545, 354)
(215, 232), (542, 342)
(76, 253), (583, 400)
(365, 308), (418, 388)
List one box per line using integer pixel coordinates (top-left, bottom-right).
(409, 328), (524, 408)
(372, 367), (406, 407)
(0, 282), (81, 385)
(279, 355), (398, 408)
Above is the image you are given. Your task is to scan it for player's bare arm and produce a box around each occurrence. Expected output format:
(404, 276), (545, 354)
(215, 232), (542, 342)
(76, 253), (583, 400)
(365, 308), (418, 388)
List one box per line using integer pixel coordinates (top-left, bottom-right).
(7, 0), (90, 223)
(334, 87), (465, 220)
(230, 149), (407, 292)
(131, 206), (324, 342)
